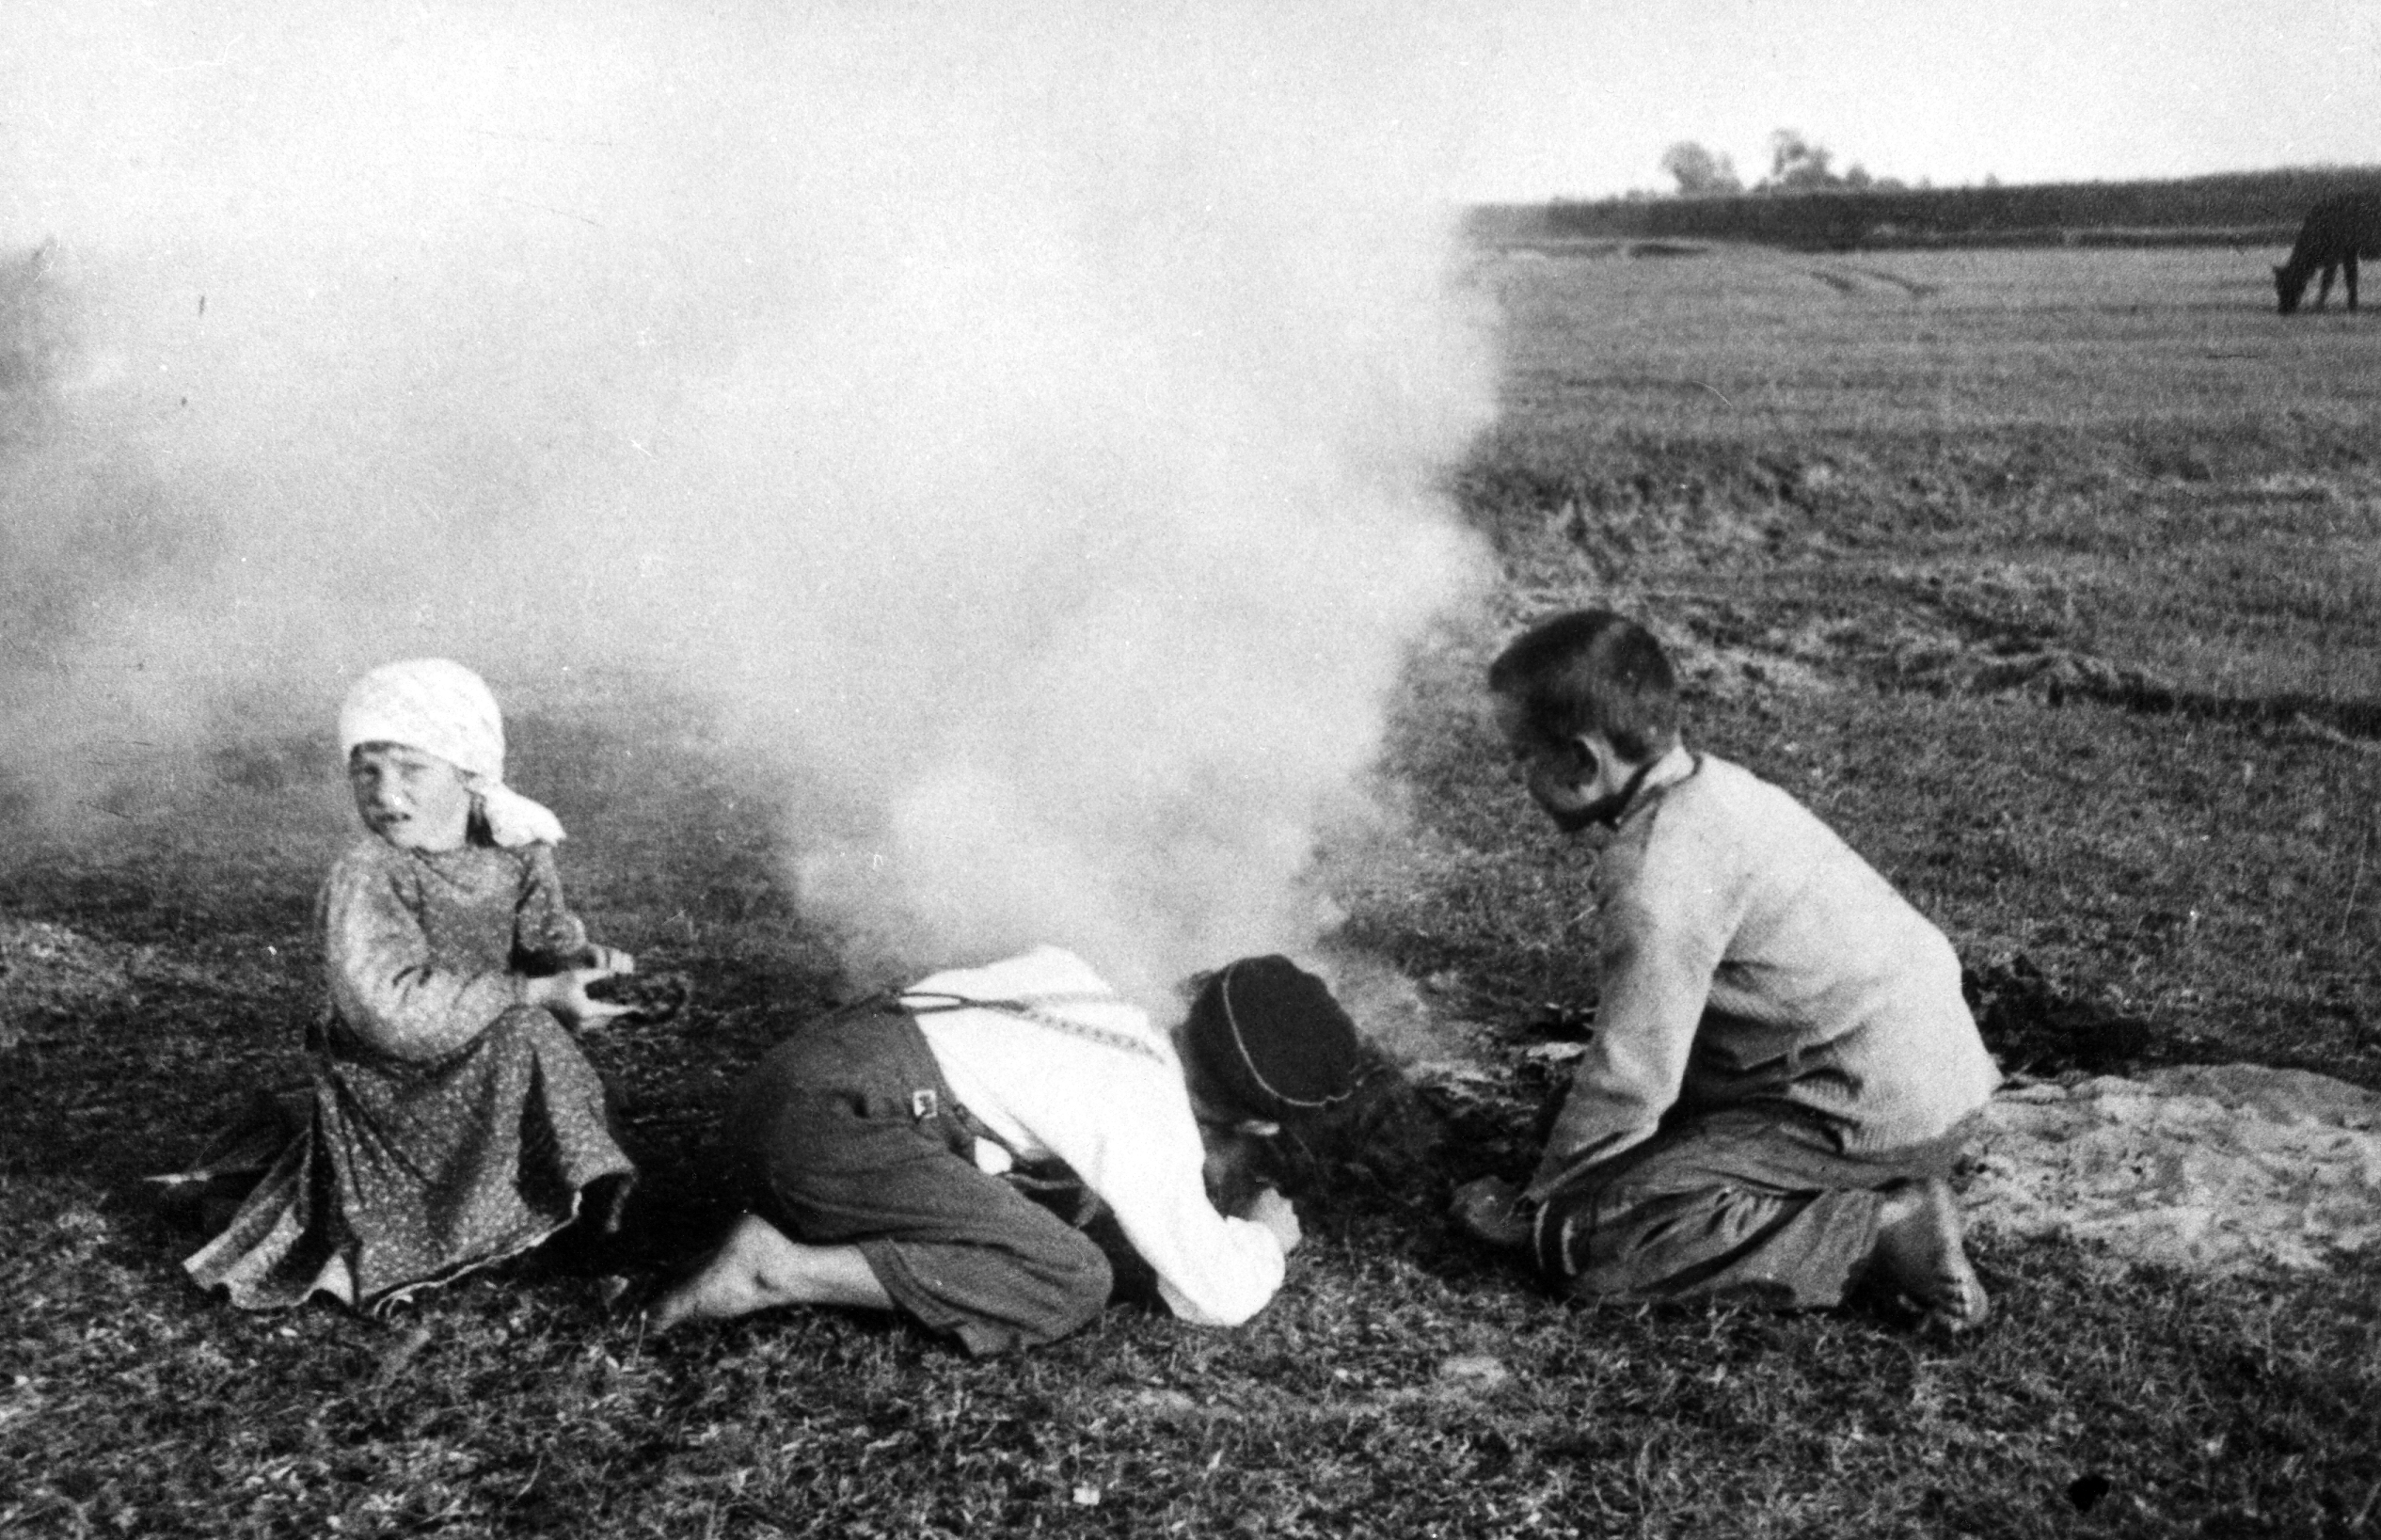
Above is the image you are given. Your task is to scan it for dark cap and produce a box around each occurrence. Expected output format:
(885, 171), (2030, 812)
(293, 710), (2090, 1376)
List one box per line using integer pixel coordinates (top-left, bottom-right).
(1183, 955), (1368, 1119)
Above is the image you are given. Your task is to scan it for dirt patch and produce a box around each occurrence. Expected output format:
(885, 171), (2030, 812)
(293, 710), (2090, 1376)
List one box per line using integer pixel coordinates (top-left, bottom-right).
(1667, 631), (1837, 704)
(1950, 647), (2177, 707)
(1660, 579), (2190, 715)
(1968, 1064), (2381, 1276)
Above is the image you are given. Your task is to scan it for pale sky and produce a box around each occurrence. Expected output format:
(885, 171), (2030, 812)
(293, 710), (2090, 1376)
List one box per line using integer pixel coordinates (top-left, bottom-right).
(1447, 0), (2381, 200)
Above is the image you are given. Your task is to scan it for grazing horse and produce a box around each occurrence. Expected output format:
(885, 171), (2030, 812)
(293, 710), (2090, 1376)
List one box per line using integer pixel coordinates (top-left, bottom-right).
(2274, 196), (2381, 314)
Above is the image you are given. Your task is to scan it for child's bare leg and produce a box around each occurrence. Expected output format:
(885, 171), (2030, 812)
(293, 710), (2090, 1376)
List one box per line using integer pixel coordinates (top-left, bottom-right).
(648, 1214), (893, 1330)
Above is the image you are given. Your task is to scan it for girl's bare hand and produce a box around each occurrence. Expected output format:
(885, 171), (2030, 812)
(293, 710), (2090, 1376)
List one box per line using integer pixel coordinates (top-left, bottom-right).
(531, 967), (634, 1029)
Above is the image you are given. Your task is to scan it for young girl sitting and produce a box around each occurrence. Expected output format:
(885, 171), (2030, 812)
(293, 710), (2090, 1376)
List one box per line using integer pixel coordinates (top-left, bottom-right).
(183, 659), (637, 1312)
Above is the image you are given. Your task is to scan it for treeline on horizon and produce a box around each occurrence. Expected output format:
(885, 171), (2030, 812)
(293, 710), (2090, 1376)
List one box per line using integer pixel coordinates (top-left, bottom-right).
(1471, 166), (2381, 253)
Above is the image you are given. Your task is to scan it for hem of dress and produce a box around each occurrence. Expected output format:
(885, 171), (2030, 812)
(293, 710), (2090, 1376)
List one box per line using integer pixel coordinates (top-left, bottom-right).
(188, 1159), (633, 1314)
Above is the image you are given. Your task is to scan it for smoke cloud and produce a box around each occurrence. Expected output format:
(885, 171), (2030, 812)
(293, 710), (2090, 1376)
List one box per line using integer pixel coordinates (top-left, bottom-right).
(0, 2), (1497, 1004)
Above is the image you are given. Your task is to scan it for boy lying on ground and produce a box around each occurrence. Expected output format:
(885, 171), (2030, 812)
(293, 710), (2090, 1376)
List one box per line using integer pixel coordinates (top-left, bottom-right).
(181, 659), (637, 1312)
(1453, 611), (2000, 1330)
(651, 946), (1374, 1353)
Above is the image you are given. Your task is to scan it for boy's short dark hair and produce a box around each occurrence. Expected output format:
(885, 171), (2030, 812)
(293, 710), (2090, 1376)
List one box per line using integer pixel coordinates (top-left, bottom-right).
(1488, 610), (1680, 762)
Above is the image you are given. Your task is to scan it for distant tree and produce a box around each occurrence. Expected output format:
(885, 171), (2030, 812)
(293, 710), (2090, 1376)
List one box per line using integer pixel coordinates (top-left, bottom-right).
(1761, 130), (1837, 192)
(1659, 141), (1742, 198)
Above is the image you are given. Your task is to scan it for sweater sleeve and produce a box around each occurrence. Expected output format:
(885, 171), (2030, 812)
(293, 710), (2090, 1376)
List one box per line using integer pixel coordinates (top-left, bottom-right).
(509, 844), (593, 971)
(1526, 807), (1743, 1200)
(323, 847), (527, 1063)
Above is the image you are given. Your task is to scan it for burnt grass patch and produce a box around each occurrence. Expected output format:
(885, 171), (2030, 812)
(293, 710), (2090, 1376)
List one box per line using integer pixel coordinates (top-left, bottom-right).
(10, 413), (2381, 1529)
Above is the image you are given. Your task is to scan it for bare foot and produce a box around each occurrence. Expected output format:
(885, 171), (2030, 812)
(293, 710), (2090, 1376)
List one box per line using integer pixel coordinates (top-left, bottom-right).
(648, 1215), (802, 1330)
(647, 1215), (892, 1331)
(1870, 1178), (1990, 1332)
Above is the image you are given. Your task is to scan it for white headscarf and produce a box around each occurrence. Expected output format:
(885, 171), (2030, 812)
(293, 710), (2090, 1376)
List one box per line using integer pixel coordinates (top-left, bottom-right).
(337, 659), (566, 848)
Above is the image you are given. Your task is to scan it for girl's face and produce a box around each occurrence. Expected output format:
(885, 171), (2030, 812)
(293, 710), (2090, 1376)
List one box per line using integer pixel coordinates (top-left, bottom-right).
(348, 743), (473, 851)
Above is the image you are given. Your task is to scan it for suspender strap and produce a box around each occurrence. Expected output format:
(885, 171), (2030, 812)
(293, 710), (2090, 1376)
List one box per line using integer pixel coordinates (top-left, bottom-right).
(898, 990), (1177, 1070)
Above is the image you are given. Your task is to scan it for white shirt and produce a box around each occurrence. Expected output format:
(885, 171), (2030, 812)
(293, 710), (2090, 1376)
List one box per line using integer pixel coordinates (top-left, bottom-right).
(904, 946), (1288, 1327)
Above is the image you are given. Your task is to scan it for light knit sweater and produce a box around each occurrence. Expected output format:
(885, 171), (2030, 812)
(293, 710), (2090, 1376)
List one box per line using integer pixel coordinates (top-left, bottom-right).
(1528, 752), (2002, 1200)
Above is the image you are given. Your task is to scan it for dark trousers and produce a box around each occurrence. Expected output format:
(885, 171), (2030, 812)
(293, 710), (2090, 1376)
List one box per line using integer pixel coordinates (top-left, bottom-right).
(1532, 1104), (1966, 1310)
(722, 1008), (1113, 1355)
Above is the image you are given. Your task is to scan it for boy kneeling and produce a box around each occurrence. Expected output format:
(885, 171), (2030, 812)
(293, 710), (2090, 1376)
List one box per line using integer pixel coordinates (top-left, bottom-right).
(1458, 611), (2000, 1329)
(654, 946), (1370, 1353)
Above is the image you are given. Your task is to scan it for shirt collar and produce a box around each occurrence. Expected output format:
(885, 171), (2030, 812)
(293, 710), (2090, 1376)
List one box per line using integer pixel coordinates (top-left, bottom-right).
(1608, 743), (1699, 828)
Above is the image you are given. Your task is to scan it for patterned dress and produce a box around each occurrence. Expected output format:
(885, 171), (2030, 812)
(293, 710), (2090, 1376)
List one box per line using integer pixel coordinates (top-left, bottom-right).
(184, 837), (634, 1311)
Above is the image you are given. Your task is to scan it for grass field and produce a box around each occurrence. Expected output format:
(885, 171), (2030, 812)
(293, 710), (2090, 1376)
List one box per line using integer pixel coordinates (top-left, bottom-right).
(7, 241), (2381, 1537)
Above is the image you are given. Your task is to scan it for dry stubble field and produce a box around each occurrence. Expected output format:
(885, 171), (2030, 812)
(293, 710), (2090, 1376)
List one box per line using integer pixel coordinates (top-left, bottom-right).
(5, 240), (2381, 1537)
